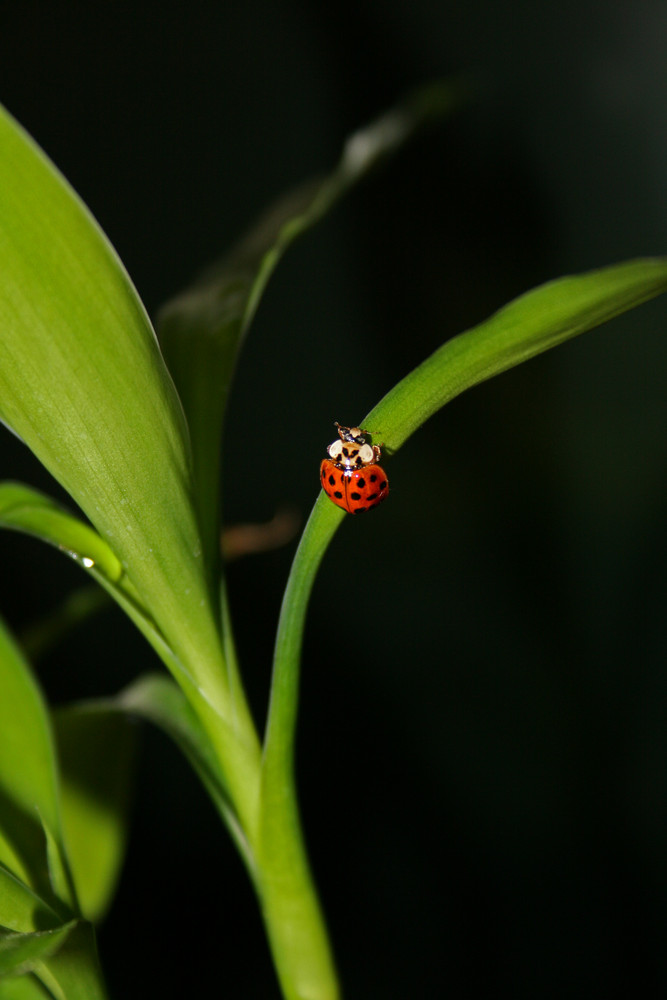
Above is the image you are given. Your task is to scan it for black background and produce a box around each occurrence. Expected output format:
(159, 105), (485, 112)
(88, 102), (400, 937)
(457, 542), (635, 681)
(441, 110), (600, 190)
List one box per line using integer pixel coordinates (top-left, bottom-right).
(2, 2), (667, 996)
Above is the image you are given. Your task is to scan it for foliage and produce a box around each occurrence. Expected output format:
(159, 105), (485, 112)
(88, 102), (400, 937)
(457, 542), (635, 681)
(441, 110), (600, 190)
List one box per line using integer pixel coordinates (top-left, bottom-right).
(0, 88), (666, 998)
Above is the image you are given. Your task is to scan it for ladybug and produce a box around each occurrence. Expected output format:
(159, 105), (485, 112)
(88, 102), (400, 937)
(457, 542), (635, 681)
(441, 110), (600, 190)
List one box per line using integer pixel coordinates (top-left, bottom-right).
(320, 422), (389, 514)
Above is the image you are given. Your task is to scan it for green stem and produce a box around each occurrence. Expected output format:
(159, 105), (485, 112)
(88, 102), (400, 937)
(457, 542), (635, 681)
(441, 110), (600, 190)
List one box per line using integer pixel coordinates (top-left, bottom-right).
(256, 500), (344, 1000)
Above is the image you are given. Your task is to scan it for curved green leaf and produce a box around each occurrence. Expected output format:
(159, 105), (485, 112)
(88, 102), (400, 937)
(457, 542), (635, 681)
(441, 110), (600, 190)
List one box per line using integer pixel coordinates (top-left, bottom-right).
(367, 256), (667, 447)
(52, 707), (137, 924)
(0, 105), (228, 717)
(157, 80), (463, 567)
(257, 257), (667, 1000)
(0, 484), (123, 585)
(0, 483), (180, 674)
(265, 255), (667, 777)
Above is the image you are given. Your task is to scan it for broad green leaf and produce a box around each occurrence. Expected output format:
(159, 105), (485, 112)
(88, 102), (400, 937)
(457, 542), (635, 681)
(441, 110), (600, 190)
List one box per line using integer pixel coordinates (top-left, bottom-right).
(0, 620), (70, 907)
(157, 80), (462, 568)
(117, 675), (254, 876)
(52, 705), (136, 923)
(0, 866), (59, 934)
(0, 105), (228, 717)
(0, 921), (76, 978)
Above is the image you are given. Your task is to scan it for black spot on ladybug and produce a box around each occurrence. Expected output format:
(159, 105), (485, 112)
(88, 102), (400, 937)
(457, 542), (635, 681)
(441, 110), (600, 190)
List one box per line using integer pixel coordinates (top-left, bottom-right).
(333, 490), (343, 499)
(350, 492), (361, 501)
(369, 473), (377, 482)
(367, 492), (378, 501)
(328, 474), (336, 486)
(379, 480), (387, 490)
(357, 478), (366, 488)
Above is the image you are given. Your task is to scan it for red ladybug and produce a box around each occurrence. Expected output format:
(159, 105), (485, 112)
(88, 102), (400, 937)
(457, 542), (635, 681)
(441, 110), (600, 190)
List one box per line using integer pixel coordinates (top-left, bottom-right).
(320, 422), (389, 514)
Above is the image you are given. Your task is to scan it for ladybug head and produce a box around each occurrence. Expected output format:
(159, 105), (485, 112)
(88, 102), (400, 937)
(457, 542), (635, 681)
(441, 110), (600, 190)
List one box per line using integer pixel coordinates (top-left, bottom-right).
(334, 421), (369, 445)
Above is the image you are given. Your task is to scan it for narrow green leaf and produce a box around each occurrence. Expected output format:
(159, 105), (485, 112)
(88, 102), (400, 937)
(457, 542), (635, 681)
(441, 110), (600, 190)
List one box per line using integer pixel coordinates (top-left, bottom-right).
(0, 482), (178, 675)
(0, 866), (59, 934)
(157, 80), (463, 567)
(258, 258), (667, 1000)
(0, 921), (76, 978)
(0, 484), (123, 584)
(52, 706), (137, 924)
(0, 620), (66, 904)
(0, 828), (35, 896)
(265, 256), (667, 779)
(40, 824), (75, 918)
(0, 105), (228, 717)
(367, 256), (667, 448)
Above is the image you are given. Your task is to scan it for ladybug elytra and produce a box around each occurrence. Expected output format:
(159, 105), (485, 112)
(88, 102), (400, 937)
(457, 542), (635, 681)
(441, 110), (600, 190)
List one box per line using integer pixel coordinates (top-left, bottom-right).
(320, 422), (389, 514)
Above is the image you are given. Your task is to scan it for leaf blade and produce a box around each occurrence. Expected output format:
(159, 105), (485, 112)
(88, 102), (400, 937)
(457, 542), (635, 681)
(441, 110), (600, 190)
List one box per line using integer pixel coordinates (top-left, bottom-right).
(0, 866), (60, 935)
(0, 104), (226, 708)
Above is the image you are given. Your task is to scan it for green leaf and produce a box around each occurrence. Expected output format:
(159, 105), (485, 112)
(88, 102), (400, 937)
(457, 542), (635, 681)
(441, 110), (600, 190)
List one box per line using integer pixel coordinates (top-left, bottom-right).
(0, 866), (59, 934)
(0, 921), (76, 978)
(367, 256), (667, 449)
(156, 80), (463, 568)
(0, 483), (181, 678)
(266, 256), (667, 781)
(52, 706), (137, 924)
(0, 105), (227, 715)
(0, 620), (72, 909)
(0, 484), (123, 584)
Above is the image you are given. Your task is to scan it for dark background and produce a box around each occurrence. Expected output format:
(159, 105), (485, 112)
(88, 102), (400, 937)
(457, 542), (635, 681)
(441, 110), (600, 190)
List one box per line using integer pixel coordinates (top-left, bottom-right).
(2, 1), (667, 996)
